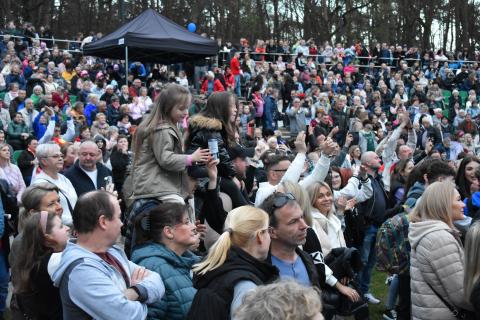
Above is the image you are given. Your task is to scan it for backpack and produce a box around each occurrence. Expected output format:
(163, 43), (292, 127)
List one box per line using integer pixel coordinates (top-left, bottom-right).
(375, 212), (410, 275)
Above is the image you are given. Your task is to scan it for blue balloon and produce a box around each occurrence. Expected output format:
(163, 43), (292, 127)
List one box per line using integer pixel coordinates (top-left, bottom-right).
(187, 23), (196, 33)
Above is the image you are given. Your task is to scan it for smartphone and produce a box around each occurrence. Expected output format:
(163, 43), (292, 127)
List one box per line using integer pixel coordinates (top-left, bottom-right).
(104, 176), (113, 186)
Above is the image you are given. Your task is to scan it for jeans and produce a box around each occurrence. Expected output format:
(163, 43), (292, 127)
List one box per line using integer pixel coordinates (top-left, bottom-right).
(386, 274), (399, 310)
(357, 225), (378, 294)
(234, 74), (241, 96)
(0, 250), (8, 313)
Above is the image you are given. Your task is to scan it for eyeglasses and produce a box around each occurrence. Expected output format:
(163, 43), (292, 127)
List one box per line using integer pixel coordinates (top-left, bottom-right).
(47, 154), (63, 159)
(272, 168), (288, 172)
(272, 192), (295, 210)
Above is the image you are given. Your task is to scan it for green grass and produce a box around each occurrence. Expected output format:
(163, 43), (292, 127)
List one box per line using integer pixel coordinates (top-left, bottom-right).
(369, 269), (390, 320)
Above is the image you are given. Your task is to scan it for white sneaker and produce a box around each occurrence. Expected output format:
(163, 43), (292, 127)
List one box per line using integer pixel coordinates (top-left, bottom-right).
(364, 293), (381, 304)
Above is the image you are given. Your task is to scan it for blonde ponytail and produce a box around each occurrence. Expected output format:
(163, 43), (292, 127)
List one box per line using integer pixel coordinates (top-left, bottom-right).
(192, 206), (269, 275)
(193, 231), (232, 275)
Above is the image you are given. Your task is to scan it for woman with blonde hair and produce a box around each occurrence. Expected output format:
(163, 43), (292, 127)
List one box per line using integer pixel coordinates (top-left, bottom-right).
(409, 181), (473, 320)
(464, 221), (480, 316)
(187, 206), (277, 320)
(307, 182), (347, 256)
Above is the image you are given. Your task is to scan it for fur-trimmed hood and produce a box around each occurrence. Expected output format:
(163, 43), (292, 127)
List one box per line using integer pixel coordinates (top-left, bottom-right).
(189, 114), (223, 131)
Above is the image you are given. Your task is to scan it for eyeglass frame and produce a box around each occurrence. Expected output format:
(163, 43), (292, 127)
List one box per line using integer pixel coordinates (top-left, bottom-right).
(46, 153), (64, 159)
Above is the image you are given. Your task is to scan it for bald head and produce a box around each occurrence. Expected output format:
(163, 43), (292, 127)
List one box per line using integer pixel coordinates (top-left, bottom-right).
(361, 151), (381, 171)
(398, 145), (413, 160)
(79, 141), (100, 171)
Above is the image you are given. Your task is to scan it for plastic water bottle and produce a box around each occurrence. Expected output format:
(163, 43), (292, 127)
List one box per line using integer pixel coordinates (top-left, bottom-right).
(208, 139), (219, 160)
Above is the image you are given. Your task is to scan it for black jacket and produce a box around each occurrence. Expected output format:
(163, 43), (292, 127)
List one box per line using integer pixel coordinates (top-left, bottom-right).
(16, 253), (63, 320)
(331, 108), (349, 133)
(325, 247), (363, 280)
(186, 114), (236, 179)
(110, 148), (131, 193)
(17, 149), (35, 181)
(64, 160), (112, 197)
(187, 246), (278, 320)
(356, 173), (389, 227)
(106, 104), (122, 126)
(417, 125), (442, 149)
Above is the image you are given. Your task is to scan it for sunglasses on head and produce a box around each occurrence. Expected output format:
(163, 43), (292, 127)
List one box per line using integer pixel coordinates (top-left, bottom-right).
(272, 192), (295, 210)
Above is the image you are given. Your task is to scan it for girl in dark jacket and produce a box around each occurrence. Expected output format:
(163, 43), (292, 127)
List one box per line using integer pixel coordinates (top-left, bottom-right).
(11, 211), (70, 320)
(186, 92), (249, 207)
(110, 134), (131, 194)
(187, 206), (277, 320)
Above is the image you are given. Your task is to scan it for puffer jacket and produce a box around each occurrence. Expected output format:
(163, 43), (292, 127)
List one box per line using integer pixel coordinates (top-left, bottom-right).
(186, 114), (236, 178)
(409, 220), (472, 320)
(131, 242), (200, 320)
(131, 122), (190, 200)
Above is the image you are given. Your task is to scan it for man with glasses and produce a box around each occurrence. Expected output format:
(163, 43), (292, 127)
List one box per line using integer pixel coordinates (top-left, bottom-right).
(261, 192), (360, 318)
(65, 140), (112, 197)
(32, 143), (78, 225)
(254, 133), (335, 207)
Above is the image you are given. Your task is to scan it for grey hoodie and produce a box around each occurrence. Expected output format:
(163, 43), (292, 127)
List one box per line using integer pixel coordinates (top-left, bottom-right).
(51, 240), (165, 320)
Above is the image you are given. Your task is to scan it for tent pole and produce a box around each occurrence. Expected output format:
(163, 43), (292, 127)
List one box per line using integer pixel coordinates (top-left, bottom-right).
(125, 46), (129, 87)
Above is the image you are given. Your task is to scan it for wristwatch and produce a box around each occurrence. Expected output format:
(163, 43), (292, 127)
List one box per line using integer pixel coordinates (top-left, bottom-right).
(130, 285), (147, 303)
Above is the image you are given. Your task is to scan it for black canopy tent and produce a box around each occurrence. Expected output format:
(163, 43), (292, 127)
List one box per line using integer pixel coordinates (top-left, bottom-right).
(83, 9), (218, 83)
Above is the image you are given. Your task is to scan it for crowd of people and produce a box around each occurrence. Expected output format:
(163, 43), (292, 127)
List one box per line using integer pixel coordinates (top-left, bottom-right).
(0, 20), (480, 320)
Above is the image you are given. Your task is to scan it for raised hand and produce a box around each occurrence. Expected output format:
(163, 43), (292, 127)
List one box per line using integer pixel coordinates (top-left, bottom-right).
(294, 131), (307, 154)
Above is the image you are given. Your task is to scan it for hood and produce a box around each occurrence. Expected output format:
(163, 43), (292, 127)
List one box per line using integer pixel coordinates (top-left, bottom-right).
(93, 134), (107, 144)
(131, 242), (199, 269)
(408, 220), (451, 251)
(189, 114), (222, 131)
(193, 246), (278, 290)
(51, 240), (109, 287)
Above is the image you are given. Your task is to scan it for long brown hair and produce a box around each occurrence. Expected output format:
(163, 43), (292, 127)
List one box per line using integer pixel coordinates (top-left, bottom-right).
(200, 91), (237, 146)
(12, 212), (57, 293)
(133, 83), (191, 155)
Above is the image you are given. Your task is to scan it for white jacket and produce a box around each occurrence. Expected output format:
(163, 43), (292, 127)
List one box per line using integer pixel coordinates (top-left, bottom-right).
(311, 208), (346, 256)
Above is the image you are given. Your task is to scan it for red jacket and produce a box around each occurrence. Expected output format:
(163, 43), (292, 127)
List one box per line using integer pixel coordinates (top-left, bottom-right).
(129, 86), (139, 97)
(201, 79), (225, 94)
(224, 73), (235, 89)
(230, 57), (241, 75)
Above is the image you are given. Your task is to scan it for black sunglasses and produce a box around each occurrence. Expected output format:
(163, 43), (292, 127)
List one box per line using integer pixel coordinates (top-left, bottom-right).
(272, 192), (295, 210)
